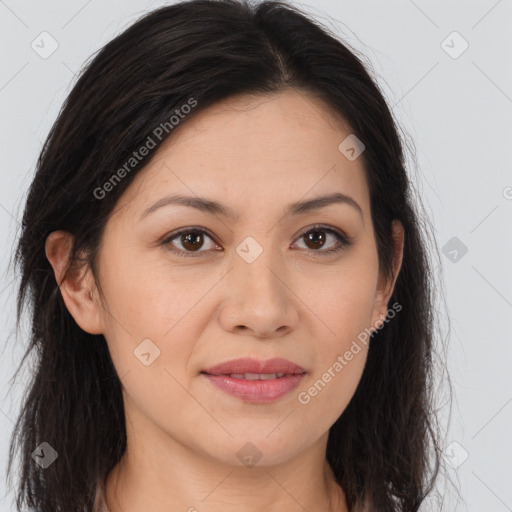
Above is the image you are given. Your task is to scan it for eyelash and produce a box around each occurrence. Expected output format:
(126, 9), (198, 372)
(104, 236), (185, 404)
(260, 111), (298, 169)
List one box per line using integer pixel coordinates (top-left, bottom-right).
(161, 224), (353, 259)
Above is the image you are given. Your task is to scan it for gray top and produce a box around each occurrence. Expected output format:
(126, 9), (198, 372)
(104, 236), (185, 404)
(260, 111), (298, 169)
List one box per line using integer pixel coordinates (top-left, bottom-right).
(93, 479), (110, 512)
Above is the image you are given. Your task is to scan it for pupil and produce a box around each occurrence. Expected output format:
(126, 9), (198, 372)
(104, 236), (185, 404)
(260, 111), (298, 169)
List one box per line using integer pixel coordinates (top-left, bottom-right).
(305, 231), (325, 250)
(182, 232), (203, 251)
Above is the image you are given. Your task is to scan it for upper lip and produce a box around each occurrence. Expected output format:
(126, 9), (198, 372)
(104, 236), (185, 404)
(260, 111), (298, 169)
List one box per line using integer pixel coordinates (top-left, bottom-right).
(202, 357), (306, 376)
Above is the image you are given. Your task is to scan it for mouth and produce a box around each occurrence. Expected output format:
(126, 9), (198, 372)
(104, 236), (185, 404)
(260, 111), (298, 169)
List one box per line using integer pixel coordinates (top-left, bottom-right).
(200, 358), (307, 403)
(201, 356), (306, 376)
(201, 371), (301, 380)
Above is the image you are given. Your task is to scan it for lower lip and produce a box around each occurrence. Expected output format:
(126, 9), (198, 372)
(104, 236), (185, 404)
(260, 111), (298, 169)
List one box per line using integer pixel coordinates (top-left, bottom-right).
(201, 372), (306, 403)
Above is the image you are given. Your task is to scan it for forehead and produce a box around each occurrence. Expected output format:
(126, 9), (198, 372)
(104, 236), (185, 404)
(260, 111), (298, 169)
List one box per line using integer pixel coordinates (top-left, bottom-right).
(115, 89), (370, 221)
(161, 89), (354, 154)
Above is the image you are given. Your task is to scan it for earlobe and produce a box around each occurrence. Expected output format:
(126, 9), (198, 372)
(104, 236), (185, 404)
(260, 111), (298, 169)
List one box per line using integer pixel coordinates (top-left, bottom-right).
(45, 230), (104, 335)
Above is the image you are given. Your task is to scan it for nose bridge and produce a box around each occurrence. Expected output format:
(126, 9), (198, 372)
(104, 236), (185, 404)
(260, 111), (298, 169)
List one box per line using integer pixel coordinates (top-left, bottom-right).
(234, 236), (285, 305)
(219, 235), (298, 336)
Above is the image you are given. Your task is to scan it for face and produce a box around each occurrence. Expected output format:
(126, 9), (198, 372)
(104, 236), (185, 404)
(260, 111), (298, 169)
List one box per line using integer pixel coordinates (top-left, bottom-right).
(48, 89), (403, 469)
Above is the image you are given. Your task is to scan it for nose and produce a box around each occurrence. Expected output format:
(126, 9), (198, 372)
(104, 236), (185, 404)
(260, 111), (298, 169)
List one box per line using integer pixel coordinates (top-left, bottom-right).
(218, 252), (299, 339)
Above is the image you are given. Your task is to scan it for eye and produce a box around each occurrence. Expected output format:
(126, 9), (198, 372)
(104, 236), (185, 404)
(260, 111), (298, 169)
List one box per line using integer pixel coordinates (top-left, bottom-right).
(162, 227), (221, 257)
(292, 225), (352, 255)
(162, 224), (352, 258)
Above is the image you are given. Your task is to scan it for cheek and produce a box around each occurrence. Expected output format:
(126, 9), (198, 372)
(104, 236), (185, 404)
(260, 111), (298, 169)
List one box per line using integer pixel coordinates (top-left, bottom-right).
(304, 260), (379, 342)
(297, 332), (369, 433)
(98, 254), (215, 408)
(295, 254), (377, 420)
(100, 247), (208, 338)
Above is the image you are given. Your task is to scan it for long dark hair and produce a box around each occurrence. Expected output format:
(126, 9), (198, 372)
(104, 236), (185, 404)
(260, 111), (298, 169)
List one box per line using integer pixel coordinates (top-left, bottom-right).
(6, 1), (452, 510)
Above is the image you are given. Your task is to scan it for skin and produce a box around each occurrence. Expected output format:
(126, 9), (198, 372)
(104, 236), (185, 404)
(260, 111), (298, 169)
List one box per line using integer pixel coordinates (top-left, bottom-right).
(46, 88), (404, 512)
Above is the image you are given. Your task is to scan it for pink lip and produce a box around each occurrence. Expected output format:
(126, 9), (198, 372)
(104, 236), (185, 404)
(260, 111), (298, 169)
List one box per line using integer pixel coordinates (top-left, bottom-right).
(201, 357), (307, 404)
(202, 373), (306, 403)
(202, 357), (306, 375)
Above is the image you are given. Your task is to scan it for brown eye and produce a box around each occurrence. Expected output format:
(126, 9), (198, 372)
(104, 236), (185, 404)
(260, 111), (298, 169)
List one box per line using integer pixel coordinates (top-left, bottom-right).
(303, 230), (327, 250)
(163, 228), (219, 257)
(294, 226), (351, 254)
(181, 231), (205, 251)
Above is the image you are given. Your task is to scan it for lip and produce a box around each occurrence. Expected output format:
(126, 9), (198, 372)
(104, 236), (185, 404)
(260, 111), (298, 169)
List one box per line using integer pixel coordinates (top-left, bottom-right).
(201, 357), (307, 404)
(202, 357), (306, 376)
(202, 373), (306, 403)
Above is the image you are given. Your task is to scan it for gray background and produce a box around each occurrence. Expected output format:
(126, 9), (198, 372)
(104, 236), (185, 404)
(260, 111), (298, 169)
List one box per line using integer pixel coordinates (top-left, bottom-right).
(1, 0), (511, 510)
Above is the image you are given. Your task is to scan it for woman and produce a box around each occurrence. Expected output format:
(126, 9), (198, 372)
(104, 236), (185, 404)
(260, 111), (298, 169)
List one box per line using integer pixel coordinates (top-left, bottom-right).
(6, 0), (449, 511)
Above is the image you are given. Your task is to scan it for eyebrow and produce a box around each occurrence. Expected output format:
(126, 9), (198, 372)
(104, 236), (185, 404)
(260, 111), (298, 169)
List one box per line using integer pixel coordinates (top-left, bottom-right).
(139, 192), (363, 222)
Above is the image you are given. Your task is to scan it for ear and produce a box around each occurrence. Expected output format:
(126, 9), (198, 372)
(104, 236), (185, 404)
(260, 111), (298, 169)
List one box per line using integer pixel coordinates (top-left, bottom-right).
(45, 230), (104, 335)
(370, 220), (404, 331)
